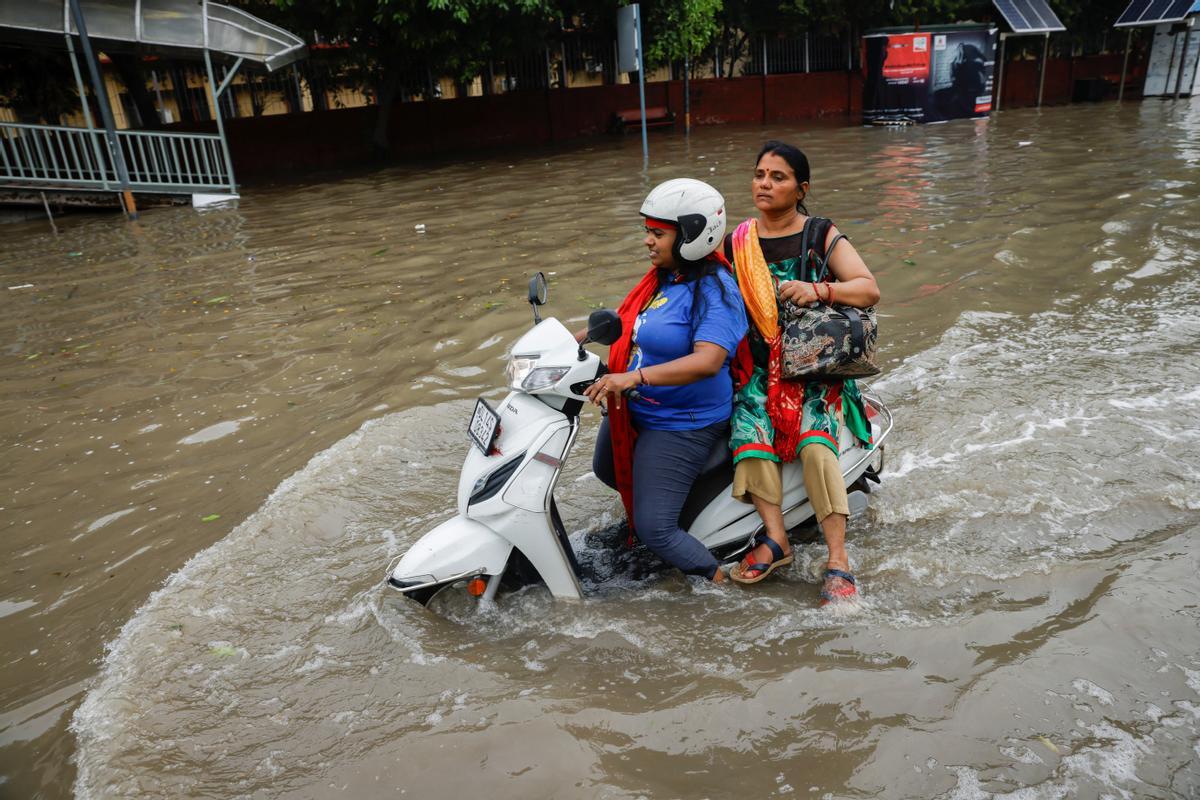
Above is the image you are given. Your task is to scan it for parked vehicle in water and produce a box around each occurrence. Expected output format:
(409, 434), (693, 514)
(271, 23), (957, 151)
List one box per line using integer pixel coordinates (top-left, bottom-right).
(385, 273), (893, 606)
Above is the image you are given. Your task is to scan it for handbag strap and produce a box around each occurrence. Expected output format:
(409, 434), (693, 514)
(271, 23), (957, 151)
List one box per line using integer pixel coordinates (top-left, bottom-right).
(814, 230), (848, 283)
(799, 216), (838, 282)
(805, 219), (866, 354)
(842, 305), (867, 355)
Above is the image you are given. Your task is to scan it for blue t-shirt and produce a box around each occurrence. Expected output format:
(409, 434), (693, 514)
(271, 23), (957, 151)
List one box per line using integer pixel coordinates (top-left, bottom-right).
(627, 270), (748, 430)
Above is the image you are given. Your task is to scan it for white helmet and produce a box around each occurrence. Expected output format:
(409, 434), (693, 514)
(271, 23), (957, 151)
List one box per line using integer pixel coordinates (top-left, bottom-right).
(640, 178), (726, 263)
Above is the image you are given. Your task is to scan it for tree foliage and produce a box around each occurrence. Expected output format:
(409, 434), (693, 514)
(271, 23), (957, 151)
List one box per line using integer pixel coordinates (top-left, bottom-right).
(644, 0), (723, 67)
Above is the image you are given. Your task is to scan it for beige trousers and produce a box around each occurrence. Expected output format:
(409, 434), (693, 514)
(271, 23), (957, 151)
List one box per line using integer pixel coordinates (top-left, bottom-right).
(732, 444), (848, 523)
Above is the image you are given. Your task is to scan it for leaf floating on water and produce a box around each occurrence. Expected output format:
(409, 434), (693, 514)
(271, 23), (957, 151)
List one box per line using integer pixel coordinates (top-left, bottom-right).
(1036, 735), (1060, 755)
(902, 258), (916, 266)
(26, 353), (41, 361)
(67, 252), (83, 257)
(205, 295), (230, 304)
(371, 247), (390, 256)
(209, 645), (237, 658)
(201, 514), (220, 522)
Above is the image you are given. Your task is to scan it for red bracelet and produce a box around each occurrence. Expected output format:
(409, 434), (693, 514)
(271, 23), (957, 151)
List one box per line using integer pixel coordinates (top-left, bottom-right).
(638, 367), (648, 386)
(826, 282), (835, 304)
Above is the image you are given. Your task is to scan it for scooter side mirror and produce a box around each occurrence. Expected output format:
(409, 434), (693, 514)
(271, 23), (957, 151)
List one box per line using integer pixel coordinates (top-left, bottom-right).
(586, 309), (622, 346)
(527, 272), (549, 326)
(528, 272), (548, 306)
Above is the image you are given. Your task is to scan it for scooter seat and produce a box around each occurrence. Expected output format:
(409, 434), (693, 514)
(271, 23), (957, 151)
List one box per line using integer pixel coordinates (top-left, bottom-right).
(678, 432), (734, 532)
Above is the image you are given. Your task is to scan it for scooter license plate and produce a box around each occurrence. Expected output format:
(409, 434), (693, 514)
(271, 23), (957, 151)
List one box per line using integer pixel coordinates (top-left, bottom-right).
(467, 397), (500, 454)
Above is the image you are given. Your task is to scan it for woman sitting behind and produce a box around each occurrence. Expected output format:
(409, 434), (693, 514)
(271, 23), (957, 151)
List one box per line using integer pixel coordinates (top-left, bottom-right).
(726, 141), (880, 604)
(585, 178), (748, 583)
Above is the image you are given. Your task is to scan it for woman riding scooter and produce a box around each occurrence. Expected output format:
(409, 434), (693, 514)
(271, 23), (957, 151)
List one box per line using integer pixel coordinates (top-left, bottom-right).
(584, 179), (747, 583)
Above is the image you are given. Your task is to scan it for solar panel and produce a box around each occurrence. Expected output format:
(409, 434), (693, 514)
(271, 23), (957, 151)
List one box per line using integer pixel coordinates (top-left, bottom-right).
(993, 0), (1066, 32)
(1114, 0), (1195, 27)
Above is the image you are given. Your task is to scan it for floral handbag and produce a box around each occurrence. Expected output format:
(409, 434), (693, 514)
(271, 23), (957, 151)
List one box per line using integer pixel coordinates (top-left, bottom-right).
(779, 220), (880, 380)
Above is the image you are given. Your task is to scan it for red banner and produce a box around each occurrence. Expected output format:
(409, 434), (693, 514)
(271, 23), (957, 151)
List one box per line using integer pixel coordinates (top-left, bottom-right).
(881, 33), (932, 81)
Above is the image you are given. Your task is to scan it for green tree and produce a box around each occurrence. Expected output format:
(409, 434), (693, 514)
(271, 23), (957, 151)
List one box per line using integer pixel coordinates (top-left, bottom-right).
(263, 0), (555, 155)
(644, 0), (723, 68)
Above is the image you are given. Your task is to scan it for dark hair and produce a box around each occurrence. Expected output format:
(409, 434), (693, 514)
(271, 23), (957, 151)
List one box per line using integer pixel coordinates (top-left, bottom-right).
(756, 140), (811, 214)
(657, 257), (728, 331)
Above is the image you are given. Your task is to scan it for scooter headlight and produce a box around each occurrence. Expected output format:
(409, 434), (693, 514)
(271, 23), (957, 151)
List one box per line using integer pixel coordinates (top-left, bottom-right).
(506, 354), (569, 392)
(521, 366), (570, 392)
(506, 355), (538, 389)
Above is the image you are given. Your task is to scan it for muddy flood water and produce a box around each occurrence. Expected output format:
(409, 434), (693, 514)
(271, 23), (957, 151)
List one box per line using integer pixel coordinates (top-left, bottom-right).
(2, 99), (1199, 799)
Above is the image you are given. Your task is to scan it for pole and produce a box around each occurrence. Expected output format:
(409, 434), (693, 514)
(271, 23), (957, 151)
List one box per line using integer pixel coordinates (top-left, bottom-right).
(683, 51), (691, 135)
(291, 64), (305, 112)
(64, 33), (110, 190)
(67, 0), (135, 215)
(40, 192), (59, 235)
(1164, 28), (1180, 98)
(635, 4), (648, 167)
(1036, 32), (1049, 108)
(1173, 21), (1193, 99)
(204, 49), (238, 195)
(996, 33), (1007, 111)
(1118, 28), (1132, 102)
(761, 35), (769, 123)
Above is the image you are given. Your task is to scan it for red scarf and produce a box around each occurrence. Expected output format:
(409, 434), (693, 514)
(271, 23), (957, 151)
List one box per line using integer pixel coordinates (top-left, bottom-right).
(606, 266), (660, 529)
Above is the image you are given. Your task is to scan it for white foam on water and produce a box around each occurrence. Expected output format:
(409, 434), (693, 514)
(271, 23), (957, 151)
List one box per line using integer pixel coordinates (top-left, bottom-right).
(84, 507), (137, 534)
(0, 599), (37, 618)
(476, 334), (504, 350)
(177, 417), (253, 445)
(1071, 679), (1115, 707)
(72, 413), (456, 797)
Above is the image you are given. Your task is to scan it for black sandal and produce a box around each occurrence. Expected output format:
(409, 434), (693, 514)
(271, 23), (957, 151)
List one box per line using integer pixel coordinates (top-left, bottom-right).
(730, 533), (794, 585)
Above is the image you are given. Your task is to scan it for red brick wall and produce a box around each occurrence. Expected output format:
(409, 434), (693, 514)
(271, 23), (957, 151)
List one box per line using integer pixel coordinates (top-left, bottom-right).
(997, 53), (1146, 109)
(172, 53), (1142, 181)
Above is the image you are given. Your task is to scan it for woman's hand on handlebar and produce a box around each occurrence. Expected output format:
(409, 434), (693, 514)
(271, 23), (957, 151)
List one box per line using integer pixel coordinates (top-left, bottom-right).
(778, 280), (822, 306)
(583, 371), (640, 409)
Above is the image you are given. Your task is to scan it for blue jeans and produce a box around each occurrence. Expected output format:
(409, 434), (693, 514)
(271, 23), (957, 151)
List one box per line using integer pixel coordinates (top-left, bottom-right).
(592, 417), (727, 579)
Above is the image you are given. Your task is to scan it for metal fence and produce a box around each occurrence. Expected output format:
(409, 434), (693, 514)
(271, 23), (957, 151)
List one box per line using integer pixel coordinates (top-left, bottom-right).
(745, 33), (861, 76)
(1, 121), (231, 192)
(3, 30), (870, 131)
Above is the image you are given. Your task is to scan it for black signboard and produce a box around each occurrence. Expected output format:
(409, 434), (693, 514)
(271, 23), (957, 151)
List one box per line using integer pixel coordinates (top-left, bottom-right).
(863, 27), (998, 124)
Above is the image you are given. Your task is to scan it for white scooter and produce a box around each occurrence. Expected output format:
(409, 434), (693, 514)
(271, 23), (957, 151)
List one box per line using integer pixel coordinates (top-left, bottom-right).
(386, 273), (893, 606)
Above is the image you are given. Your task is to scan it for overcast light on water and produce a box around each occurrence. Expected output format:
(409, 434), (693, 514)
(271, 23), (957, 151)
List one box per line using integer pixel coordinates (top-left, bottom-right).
(1, 99), (1199, 798)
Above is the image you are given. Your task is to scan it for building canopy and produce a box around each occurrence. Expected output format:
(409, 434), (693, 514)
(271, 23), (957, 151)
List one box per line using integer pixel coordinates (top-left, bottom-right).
(0, 0), (305, 70)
